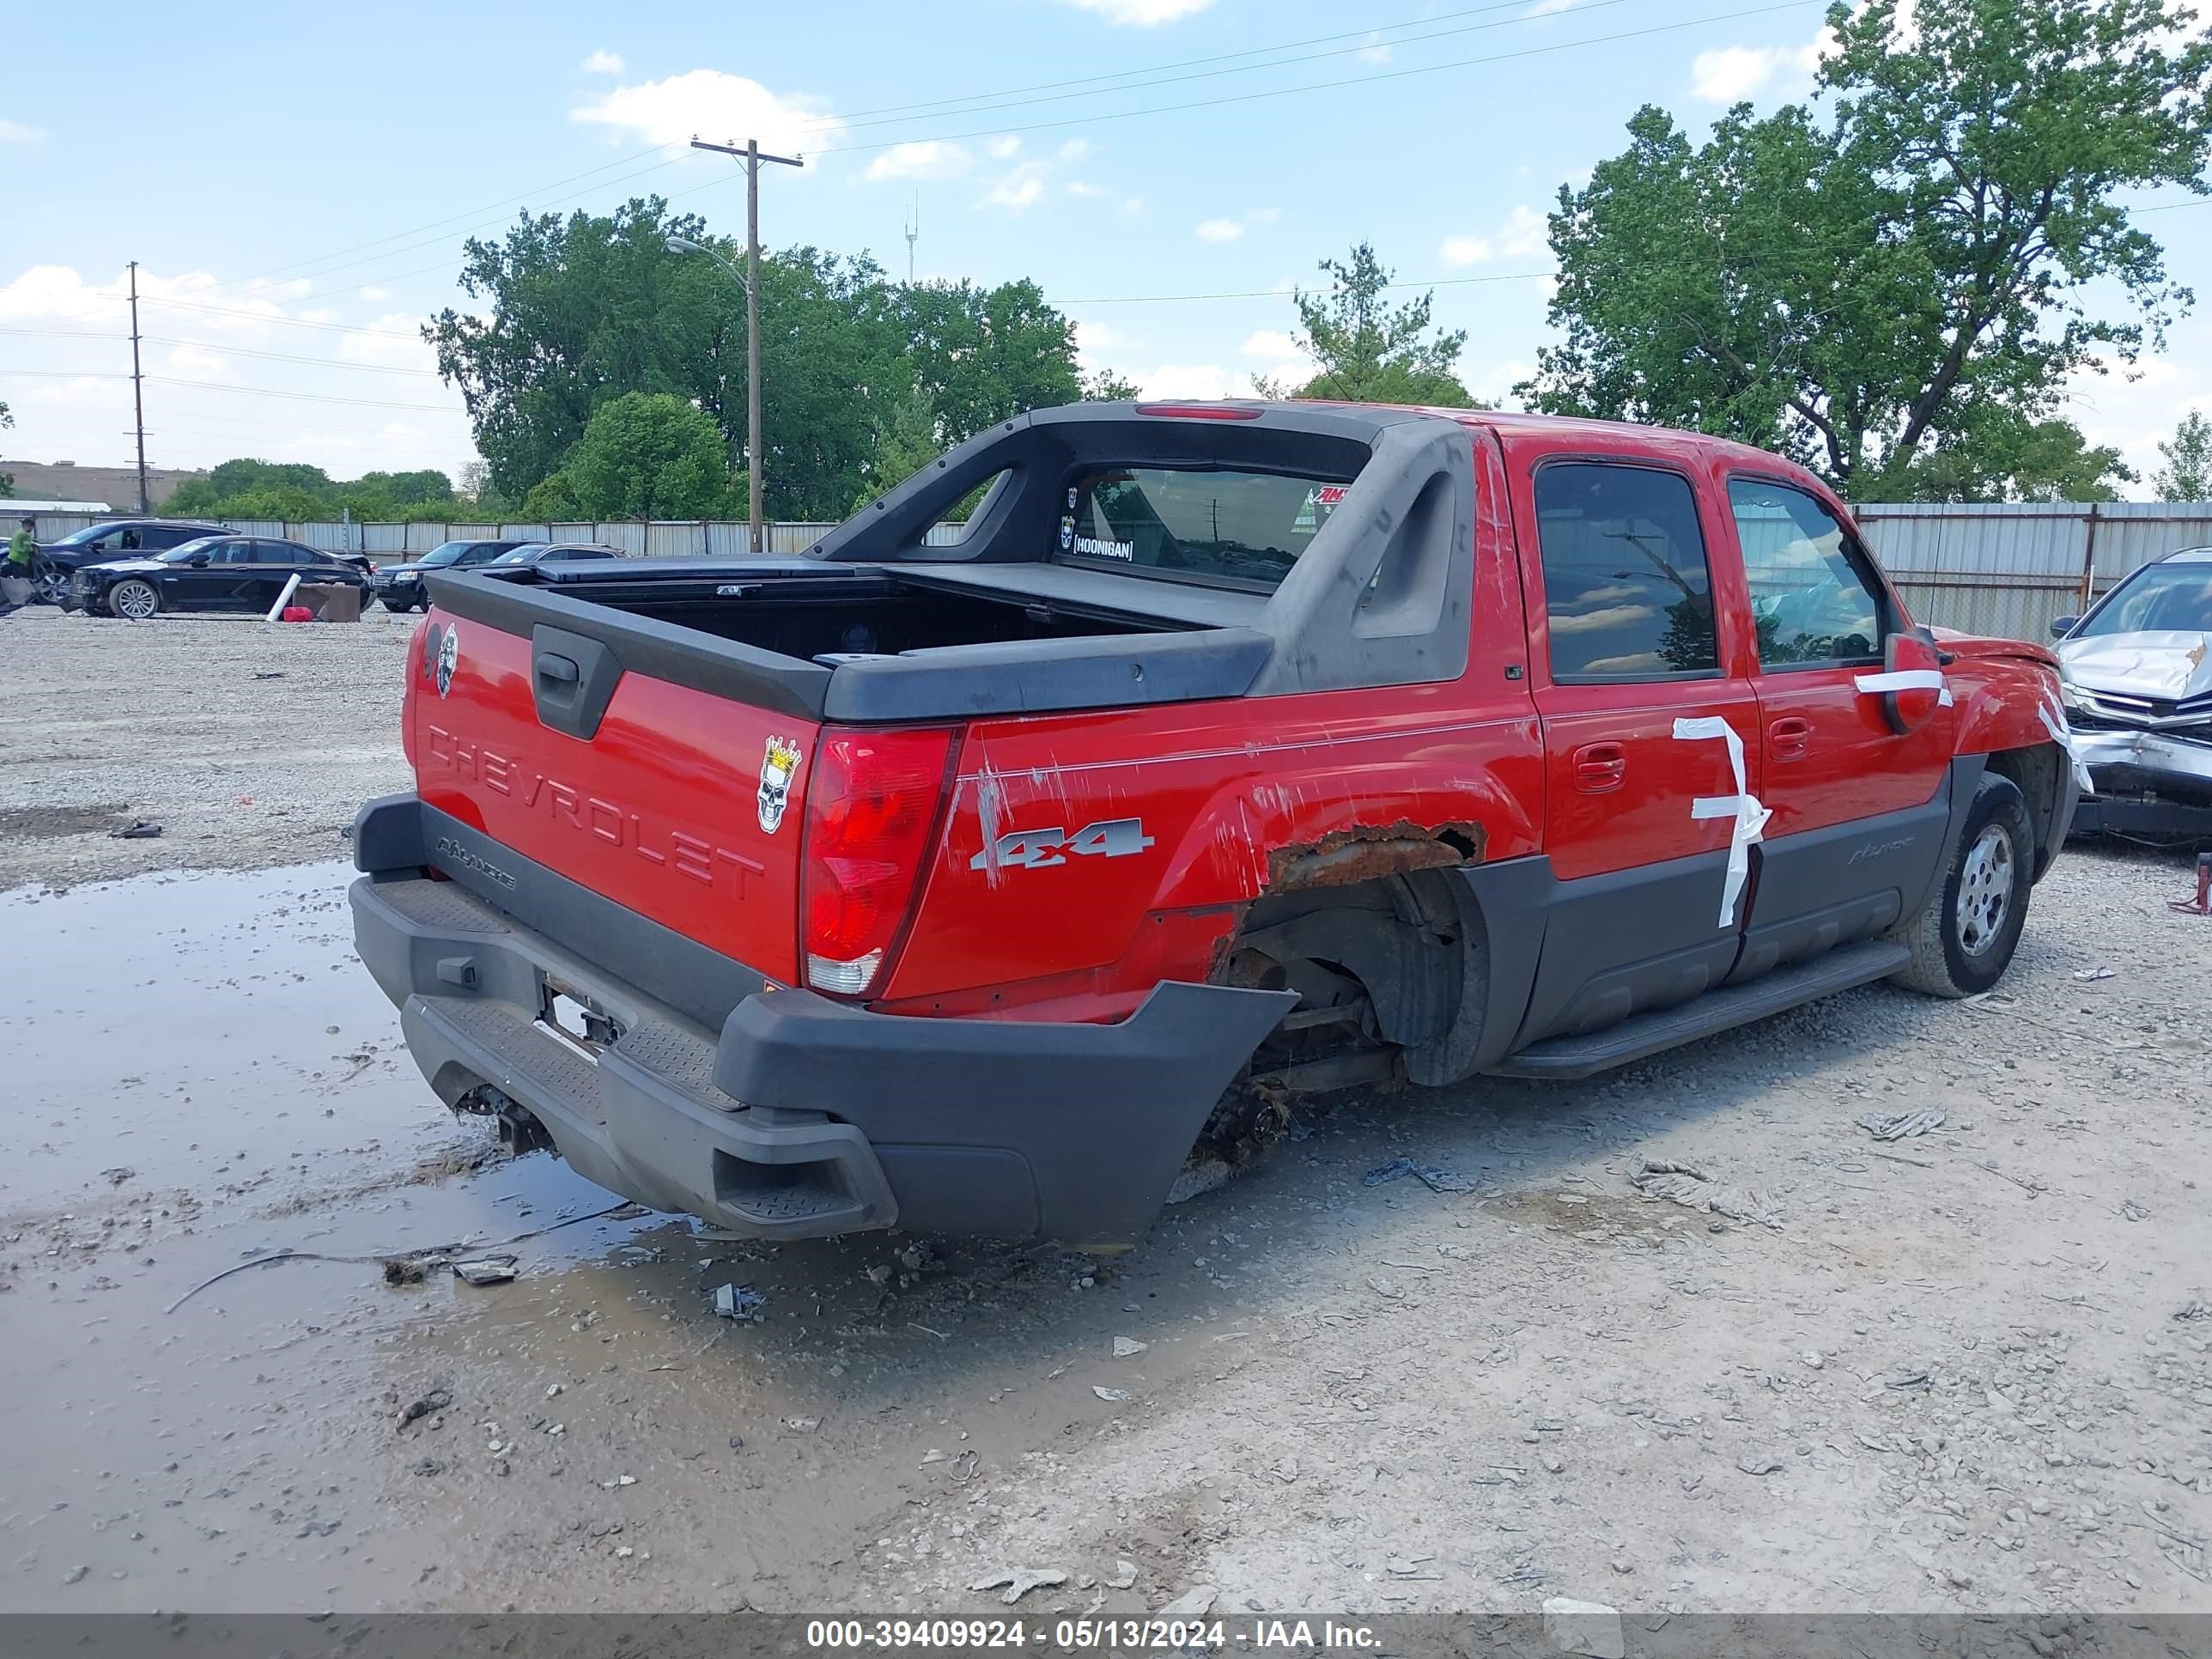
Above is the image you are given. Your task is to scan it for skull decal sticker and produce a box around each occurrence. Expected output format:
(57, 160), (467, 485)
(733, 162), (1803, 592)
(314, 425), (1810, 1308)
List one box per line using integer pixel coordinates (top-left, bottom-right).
(757, 737), (802, 835)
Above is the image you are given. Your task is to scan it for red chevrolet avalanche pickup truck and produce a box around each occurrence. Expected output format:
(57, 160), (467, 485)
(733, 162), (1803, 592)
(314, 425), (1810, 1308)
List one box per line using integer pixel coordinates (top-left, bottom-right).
(350, 402), (2079, 1249)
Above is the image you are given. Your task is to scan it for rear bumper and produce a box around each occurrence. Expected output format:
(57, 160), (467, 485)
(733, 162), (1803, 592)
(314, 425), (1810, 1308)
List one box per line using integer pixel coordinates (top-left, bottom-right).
(349, 793), (1291, 1247)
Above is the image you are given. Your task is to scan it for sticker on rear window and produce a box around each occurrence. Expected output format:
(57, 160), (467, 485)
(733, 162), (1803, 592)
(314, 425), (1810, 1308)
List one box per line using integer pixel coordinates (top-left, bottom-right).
(1071, 533), (1134, 562)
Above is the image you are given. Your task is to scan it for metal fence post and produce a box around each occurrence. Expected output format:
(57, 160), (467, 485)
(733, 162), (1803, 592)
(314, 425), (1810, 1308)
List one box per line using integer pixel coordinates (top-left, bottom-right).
(2078, 501), (2102, 611)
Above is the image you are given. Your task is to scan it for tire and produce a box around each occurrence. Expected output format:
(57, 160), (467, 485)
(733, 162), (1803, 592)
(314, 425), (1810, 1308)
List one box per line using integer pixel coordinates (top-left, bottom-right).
(107, 580), (161, 620)
(381, 596), (416, 614)
(33, 566), (70, 605)
(1887, 773), (2034, 998)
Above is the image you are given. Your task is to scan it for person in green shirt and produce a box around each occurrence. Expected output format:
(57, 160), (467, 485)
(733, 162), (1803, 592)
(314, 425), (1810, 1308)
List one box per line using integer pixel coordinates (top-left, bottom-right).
(3, 517), (34, 614)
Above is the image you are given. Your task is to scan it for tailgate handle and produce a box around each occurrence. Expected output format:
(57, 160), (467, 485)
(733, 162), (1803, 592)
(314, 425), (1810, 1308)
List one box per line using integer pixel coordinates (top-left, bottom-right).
(528, 626), (624, 741)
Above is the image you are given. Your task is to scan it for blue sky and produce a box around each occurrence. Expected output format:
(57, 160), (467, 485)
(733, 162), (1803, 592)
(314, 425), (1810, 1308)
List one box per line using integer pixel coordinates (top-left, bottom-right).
(3, 0), (2208, 495)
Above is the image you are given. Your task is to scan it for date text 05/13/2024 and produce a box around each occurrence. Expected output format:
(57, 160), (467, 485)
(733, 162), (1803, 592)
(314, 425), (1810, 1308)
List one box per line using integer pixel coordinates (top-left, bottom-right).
(804, 1620), (1382, 1650)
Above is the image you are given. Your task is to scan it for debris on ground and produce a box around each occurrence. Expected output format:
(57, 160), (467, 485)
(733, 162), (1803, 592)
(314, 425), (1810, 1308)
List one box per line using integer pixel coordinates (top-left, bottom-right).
(396, 1389), (453, 1428)
(1856, 1109), (1945, 1140)
(1165, 1155), (1235, 1204)
(714, 1283), (766, 1321)
(452, 1255), (518, 1286)
(1541, 1597), (1625, 1659)
(1112, 1336), (1147, 1358)
(108, 820), (162, 840)
(2071, 966), (2118, 981)
(2175, 1298), (2207, 1322)
(1107, 1559), (1138, 1589)
(969, 1566), (1066, 1605)
(100, 1167), (134, 1186)
(1093, 1386), (1132, 1402)
(1363, 1155), (1476, 1194)
(383, 1258), (428, 1285)
(1154, 1586), (1218, 1621)
(1627, 1158), (1781, 1226)
(1736, 1452), (1784, 1475)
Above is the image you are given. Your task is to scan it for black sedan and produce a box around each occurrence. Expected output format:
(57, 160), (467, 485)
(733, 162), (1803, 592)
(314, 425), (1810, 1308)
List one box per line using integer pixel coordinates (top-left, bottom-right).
(371, 538), (528, 611)
(71, 535), (373, 619)
(32, 519), (233, 604)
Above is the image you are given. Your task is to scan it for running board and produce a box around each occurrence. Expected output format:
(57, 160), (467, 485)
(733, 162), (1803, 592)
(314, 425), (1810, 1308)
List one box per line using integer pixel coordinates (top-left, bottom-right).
(1488, 939), (1911, 1081)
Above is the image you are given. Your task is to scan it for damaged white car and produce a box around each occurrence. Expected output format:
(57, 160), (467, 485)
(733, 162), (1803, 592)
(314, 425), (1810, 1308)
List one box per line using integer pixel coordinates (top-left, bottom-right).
(2051, 545), (2212, 838)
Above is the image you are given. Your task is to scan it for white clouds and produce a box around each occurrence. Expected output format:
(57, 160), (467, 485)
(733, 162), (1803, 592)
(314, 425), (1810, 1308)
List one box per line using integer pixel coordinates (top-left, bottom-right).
(338, 313), (440, 372)
(581, 49), (625, 75)
(1194, 206), (1278, 243)
(866, 140), (972, 182)
(1690, 40), (1821, 101)
(1075, 319), (1127, 367)
(1066, 180), (1104, 198)
(1140, 364), (1237, 398)
(1057, 0), (1212, 25)
(1498, 204), (1547, 258)
(1524, 0), (1580, 14)
(0, 118), (46, 144)
(1239, 330), (1297, 359)
(1437, 205), (1547, 268)
(975, 137), (1098, 212)
(1357, 33), (1392, 64)
(984, 165), (1049, 210)
(572, 70), (839, 155)
(163, 343), (231, 380)
(359, 285), (392, 302)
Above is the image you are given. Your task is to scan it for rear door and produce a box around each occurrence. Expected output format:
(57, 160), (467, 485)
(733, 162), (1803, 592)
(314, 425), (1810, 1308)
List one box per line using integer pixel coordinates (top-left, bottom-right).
(1726, 476), (1954, 976)
(1515, 455), (1764, 1044)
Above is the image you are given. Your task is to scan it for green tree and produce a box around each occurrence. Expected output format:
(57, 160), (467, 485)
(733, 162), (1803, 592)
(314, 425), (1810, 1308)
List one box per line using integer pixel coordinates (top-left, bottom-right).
(1524, 0), (2211, 501)
(425, 201), (1087, 520)
(520, 471), (584, 520)
(1081, 369), (1143, 402)
(2154, 409), (2212, 500)
(1, 398), (12, 497)
(1272, 242), (1476, 407)
(562, 392), (731, 520)
(852, 384), (944, 511)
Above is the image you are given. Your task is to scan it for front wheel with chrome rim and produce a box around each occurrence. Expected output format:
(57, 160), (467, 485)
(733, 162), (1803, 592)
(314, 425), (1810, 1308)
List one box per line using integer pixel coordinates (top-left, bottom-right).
(106, 580), (161, 620)
(34, 565), (71, 605)
(1887, 771), (2035, 998)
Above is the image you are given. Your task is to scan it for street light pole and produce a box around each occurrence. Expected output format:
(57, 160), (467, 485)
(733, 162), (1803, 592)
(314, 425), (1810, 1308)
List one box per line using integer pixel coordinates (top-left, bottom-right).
(690, 137), (802, 554)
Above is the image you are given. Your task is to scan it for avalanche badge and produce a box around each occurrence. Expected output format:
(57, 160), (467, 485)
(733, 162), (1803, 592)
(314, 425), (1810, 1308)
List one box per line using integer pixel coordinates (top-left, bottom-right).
(434, 625), (459, 698)
(757, 737), (803, 834)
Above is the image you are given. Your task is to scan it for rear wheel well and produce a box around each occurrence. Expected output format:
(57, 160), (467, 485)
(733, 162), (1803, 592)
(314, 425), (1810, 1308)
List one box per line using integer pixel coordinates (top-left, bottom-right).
(1983, 744), (2060, 880)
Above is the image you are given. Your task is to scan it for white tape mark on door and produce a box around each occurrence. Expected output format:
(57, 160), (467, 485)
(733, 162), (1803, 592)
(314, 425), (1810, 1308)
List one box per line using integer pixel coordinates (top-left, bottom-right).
(1852, 667), (1954, 707)
(1672, 715), (1771, 931)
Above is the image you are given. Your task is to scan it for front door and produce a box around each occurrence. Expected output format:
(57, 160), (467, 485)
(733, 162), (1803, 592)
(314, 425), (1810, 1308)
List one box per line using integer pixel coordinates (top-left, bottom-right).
(1725, 477), (1955, 978)
(1517, 458), (1764, 1043)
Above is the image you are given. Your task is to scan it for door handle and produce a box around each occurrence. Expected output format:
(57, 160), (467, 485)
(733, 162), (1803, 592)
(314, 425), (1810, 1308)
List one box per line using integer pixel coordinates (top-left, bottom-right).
(1768, 716), (1813, 761)
(1571, 741), (1627, 793)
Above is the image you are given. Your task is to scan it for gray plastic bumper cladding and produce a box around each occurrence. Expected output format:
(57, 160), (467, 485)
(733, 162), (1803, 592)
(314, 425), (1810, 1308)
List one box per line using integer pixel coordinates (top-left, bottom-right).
(350, 801), (1294, 1247)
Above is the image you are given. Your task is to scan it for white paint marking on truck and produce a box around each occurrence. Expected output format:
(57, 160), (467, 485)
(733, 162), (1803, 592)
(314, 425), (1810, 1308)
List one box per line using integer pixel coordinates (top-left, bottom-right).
(2037, 692), (2096, 797)
(1673, 715), (1771, 931)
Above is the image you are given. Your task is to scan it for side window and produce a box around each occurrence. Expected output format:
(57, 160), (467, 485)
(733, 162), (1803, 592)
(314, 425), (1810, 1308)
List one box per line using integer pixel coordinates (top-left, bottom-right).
(118, 527), (143, 550)
(219, 542), (257, 564)
(1533, 462), (1719, 681)
(1728, 480), (1885, 666)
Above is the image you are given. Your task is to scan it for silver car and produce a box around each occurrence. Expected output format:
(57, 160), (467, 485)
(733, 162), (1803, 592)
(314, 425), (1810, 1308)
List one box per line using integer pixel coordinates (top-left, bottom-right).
(2051, 545), (2212, 837)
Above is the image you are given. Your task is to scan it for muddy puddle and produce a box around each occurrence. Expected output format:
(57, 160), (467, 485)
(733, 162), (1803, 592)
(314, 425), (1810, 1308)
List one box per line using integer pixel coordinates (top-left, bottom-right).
(1, 860), (1337, 1613)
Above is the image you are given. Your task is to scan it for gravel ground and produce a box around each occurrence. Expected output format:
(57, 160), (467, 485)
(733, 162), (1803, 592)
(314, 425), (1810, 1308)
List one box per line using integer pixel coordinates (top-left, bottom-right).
(0, 604), (416, 890)
(2, 594), (2207, 1628)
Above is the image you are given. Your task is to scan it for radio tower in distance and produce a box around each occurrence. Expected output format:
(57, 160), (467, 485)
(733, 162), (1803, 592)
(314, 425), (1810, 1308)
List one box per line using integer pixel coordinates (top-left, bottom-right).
(904, 196), (919, 285)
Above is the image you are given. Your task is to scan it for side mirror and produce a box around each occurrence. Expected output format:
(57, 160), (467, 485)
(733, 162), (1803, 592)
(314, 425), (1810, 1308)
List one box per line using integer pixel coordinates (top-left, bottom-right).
(2048, 616), (2078, 640)
(186, 551), (210, 568)
(1875, 632), (1947, 734)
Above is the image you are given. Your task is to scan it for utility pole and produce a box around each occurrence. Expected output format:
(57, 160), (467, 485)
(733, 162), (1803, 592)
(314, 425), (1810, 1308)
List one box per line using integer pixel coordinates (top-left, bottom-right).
(128, 261), (149, 514)
(691, 137), (802, 553)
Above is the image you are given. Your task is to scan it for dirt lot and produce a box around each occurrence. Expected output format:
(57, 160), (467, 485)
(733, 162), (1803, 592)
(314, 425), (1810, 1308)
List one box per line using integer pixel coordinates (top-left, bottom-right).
(2, 603), (2209, 1624)
(0, 605), (416, 891)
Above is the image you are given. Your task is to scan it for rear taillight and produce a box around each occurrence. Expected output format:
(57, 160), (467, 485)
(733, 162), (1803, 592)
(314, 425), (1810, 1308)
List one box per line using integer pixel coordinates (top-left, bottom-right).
(799, 726), (958, 997)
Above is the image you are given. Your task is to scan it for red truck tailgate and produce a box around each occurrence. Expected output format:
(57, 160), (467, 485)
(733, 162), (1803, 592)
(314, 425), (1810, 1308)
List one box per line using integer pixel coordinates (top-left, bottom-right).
(409, 608), (814, 985)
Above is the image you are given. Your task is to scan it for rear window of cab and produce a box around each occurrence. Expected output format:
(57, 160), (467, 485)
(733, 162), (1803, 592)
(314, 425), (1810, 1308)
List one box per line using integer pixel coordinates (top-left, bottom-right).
(1054, 465), (1354, 589)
